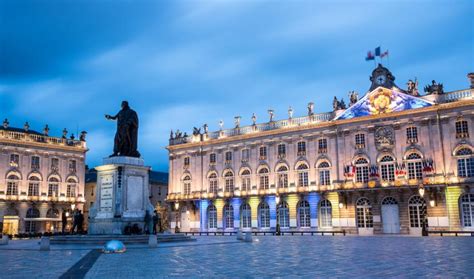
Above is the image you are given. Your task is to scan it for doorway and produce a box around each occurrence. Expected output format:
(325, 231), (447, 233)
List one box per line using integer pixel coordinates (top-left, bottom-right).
(381, 197), (400, 234)
(2, 216), (19, 235)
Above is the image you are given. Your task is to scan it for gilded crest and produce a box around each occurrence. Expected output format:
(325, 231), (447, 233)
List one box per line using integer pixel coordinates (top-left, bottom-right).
(369, 88), (393, 115)
(374, 126), (394, 150)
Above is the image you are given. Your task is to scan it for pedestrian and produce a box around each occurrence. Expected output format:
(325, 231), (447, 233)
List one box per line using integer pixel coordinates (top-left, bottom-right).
(152, 210), (159, 234)
(144, 210), (151, 234)
(61, 211), (67, 234)
(71, 210), (78, 234)
(77, 210), (84, 234)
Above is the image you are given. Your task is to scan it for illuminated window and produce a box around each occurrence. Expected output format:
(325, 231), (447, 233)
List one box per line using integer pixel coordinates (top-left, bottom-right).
(259, 146), (267, 160)
(406, 153), (423, 180)
(319, 200), (332, 228)
(48, 177), (59, 197)
(406, 126), (418, 143)
(318, 162), (331, 185)
(355, 158), (369, 183)
(318, 138), (328, 153)
(25, 208), (40, 233)
(297, 163), (309, 187)
(183, 176), (191, 195)
(277, 165), (288, 188)
(208, 205), (217, 229)
(277, 144), (286, 158)
(456, 148), (474, 177)
(224, 171), (234, 193)
(241, 203), (252, 228)
(298, 200), (311, 228)
(223, 204), (234, 229)
(258, 202), (270, 228)
(277, 202), (289, 228)
(10, 154), (19, 167)
(240, 169), (251, 191)
(379, 156), (395, 181)
(7, 174), (19, 196)
(28, 176), (40, 196)
(66, 178), (77, 197)
(209, 153), (216, 164)
(208, 173), (218, 194)
(258, 167), (269, 189)
(408, 196), (426, 228)
(355, 133), (365, 149)
(455, 120), (469, 138)
(31, 156), (40, 170)
(356, 198), (373, 228)
(297, 141), (306, 156)
(460, 194), (474, 227)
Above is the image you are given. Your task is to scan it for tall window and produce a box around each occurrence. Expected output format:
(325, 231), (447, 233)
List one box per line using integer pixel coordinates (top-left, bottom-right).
(208, 205), (217, 229)
(297, 141), (306, 156)
(277, 166), (288, 188)
(455, 120), (469, 138)
(25, 208), (40, 233)
(224, 171), (235, 193)
(28, 176), (40, 196)
(259, 146), (267, 160)
(298, 200), (311, 228)
(318, 138), (328, 153)
(406, 153), (423, 180)
(258, 202), (270, 228)
(51, 158), (59, 171)
(406, 126), (418, 143)
(277, 144), (286, 158)
(209, 153), (216, 165)
(6, 174), (19, 195)
(209, 173), (218, 194)
(356, 198), (373, 228)
(241, 149), (250, 162)
(223, 204), (234, 229)
(277, 202), (290, 228)
(31, 156), (40, 170)
(460, 194), (474, 227)
(241, 203), (252, 228)
(183, 176), (191, 195)
(240, 169), (251, 191)
(48, 177), (59, 197)
(258, 167), (269, 189)
(379, 156), (395, 181)
(183, 157), (190, 168)
(355, 158), (369, 183)
(10, 154), (19, 167)
(66, 178), (76, 197)
(318, 162), (331, 185)
(47, 208), (59, 219)
(297, 164), (309, 187)
(69, 160), (77, 173)
(456, 148), (474, 177)
(355, 133), (366, 149)
(408, 196), (426, 228)
(320, 200), (332, 227)
(225, 151), (232, 162)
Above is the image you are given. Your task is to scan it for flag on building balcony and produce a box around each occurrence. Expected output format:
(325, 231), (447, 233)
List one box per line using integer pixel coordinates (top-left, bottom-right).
(365, 51), (375, 61)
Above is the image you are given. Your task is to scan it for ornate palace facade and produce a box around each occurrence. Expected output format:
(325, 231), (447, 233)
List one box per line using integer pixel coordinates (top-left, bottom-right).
(167, 65), (474, 235)
(0, 121), (88, 235)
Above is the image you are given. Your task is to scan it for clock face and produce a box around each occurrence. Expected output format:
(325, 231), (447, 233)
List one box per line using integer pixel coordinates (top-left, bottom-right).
(375, 75), (386, 85)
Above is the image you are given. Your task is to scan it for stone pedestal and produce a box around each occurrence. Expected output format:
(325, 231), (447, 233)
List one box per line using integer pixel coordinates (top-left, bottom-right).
(88, 156), (153, 235)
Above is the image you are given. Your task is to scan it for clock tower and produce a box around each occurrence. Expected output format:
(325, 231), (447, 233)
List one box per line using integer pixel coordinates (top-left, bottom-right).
(369, 64), (400, 91)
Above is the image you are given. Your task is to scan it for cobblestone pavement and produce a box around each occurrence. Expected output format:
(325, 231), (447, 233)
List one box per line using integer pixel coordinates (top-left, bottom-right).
(0, 236), (473, 278)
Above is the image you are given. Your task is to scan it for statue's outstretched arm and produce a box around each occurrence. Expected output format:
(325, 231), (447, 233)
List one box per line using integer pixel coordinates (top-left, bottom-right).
(105, 113), (118, 120)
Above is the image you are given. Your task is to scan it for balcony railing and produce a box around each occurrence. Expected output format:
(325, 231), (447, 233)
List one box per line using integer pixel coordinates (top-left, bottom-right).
(0, 130), (86, 149)
(441, 89), (473, 103)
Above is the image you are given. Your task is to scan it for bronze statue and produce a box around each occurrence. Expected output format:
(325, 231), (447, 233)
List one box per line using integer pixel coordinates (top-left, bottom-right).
(105, 101), (140, 157)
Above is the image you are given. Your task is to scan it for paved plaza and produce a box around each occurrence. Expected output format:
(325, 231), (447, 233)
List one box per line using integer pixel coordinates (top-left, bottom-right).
(0, 236), (473, 278)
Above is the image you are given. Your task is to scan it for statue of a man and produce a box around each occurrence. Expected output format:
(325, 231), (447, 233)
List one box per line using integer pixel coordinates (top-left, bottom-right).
(105, 101), (140, 157)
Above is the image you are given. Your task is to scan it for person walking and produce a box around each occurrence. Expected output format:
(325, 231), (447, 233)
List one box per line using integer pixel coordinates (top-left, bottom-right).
(152, 211), (159, 234)
(71, 210), (78, 234)
(144, 210), (152, 234)
(77, 211), (84, 234)
(61, 211), (67, 234)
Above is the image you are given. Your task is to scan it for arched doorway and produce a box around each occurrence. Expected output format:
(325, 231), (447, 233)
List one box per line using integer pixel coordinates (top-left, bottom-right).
(381, 197), (400, 234)
(408, 196), (426, 235)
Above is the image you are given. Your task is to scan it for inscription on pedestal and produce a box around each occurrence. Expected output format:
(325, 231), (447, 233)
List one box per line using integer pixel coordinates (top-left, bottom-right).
(127, 176), (144, 211)
(100, 175), (114, 212)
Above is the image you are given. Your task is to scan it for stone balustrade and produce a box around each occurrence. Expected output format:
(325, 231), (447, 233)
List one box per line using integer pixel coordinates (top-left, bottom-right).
(0, 129), (86, 149)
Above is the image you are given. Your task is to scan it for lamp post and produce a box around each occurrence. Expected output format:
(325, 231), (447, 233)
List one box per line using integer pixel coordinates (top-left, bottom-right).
(418, 185), (428, 237)
(174, 202), (180, 233)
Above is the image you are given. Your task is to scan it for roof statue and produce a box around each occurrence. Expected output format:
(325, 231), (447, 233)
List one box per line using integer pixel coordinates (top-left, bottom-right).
(424, 80), (444, 95)
(406, 79), (420, 96)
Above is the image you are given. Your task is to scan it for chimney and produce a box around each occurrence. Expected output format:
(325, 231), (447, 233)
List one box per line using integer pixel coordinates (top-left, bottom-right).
(468, 73), (474, 89)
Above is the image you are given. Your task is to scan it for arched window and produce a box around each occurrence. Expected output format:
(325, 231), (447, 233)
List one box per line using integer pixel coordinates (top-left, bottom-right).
(223, 204), (234, 229)
(277, 165), (288, 188)
(406, 153), (423, 180)
(356, 198), (373, 228)
(382, 197), (398, 205)
(28, 176), (40, 196)
(460, 194), (474, 227)
(320, 200), (332, 228)
(240, 203), (252, 228)
(408, 196), (426, 228)
(379, 155), (395, 182)
(208, 173), (218, 194)
(298, 200), (311, 228)
(48, 177), (60, 197)
(66, 178), (77, 198)
(224, 171), (234, 193)
(297, 163), (309, 187)
(456, 148), (474, 177)
(258, 202), (270, 228)
(6, 174), (20, 196)
(318, 162), (331, 186)
(258, 167), (269, 190)
(46, 208), (59, 218)
(277, 202), (289, 228)
(25, 208), (40, 233)
(208, 205), (217, 229)
(355, 158), (369, 183)
(240, 169), (251, 191)
(183, 175), (191, 195)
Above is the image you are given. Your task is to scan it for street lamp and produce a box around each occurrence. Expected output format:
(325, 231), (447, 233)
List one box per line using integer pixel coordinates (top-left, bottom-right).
(174, 202), (180, 233)
(418, 184), (428, 237)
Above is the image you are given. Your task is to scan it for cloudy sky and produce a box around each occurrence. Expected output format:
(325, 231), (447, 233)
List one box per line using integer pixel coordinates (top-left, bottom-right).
(0, 0), (472, 172)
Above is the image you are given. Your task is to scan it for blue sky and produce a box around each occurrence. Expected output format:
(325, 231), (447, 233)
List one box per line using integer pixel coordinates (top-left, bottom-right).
(1, 0), (473, 172)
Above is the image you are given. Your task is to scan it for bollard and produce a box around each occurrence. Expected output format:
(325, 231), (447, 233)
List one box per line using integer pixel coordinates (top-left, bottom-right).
(236, 230), (243, 241)
(148, 234), (158, 248)
(40, 237), (50, 251)
(0, 235), (9, 245)
(244, 232), (253, 242)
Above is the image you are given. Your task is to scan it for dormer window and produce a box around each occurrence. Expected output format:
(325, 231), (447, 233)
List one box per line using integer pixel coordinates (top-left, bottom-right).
(297, 141), (306, 156)
(355, 134), (366, 149)
(456, 120), (469, 139)
(406, 126), (418, 144)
